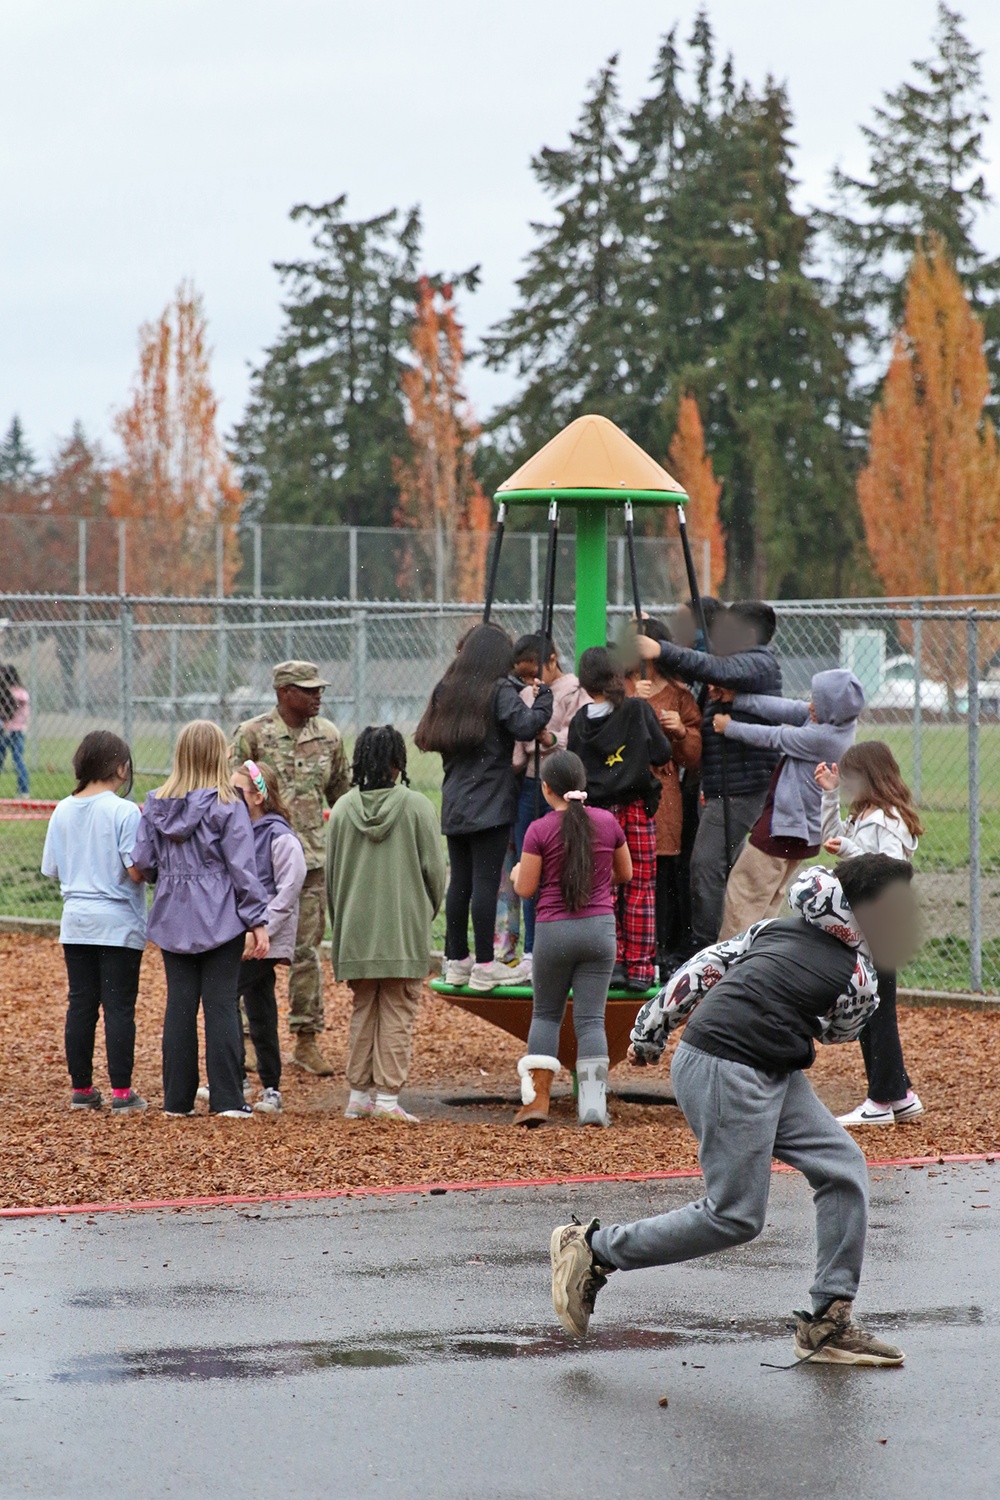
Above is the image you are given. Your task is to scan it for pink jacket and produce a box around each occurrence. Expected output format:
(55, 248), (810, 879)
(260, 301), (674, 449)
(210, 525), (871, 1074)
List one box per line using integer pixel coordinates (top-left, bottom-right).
(5, 686), (29, 732)
(513, 672), (590, 776)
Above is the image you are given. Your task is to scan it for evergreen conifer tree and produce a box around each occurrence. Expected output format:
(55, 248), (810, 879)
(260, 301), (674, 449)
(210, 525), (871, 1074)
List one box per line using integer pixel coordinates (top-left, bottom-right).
(826, 2), (1000, 386)
(234, 197), (476, 527)
(0, 416), (39, 494)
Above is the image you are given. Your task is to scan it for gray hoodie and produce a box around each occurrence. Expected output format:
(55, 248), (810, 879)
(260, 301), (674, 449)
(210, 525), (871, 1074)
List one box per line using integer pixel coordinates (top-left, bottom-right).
(722, 669), (865, 844)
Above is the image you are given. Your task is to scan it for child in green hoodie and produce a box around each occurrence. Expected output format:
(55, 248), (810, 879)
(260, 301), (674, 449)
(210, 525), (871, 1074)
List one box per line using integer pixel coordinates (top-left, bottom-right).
(326, 725), (447, 1122)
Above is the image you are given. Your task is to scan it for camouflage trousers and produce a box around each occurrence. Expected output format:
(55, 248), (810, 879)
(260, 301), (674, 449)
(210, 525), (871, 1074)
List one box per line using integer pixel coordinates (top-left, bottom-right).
(289, 868), (327, 1035)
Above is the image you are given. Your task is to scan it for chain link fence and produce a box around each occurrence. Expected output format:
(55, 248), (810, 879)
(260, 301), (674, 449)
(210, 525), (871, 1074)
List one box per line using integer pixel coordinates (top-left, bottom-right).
(0, 590), (996, 995)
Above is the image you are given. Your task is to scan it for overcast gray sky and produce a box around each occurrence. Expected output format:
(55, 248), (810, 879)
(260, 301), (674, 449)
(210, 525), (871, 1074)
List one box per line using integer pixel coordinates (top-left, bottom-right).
(3, 0), (999, 460)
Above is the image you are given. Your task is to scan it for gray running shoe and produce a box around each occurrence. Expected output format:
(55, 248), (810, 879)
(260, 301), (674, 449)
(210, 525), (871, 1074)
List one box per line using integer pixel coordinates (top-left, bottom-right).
(111, 1091), (147, 1114)
(71, 1089), (103, 1110)
(794, 1300), (904, 1366)
(550, 1216), (613, 1337)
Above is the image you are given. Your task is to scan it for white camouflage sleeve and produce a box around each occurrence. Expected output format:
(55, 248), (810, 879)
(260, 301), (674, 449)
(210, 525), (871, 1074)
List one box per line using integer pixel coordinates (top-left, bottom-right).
(818, 953), (880, 1044)
(630, 921), (774, 1063)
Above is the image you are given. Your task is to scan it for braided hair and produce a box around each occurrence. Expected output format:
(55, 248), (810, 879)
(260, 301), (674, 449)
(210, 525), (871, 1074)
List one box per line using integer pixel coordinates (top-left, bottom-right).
(352, 725), (410, 791)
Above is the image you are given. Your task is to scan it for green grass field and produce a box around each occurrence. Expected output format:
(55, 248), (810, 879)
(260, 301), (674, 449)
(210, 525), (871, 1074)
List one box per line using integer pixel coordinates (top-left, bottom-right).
(3, 725), (997, 992)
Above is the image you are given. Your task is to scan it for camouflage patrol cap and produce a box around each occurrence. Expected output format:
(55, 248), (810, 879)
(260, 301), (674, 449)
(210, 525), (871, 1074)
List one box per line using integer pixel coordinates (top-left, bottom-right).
(273, 659), (331, 690)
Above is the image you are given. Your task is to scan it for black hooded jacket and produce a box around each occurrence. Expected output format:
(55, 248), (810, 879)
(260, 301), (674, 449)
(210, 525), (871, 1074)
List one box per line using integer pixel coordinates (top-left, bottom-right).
(567, 699), (672, 815)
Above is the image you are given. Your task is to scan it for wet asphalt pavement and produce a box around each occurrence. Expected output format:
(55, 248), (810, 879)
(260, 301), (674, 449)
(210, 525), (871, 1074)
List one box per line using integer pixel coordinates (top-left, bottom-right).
(1, 1160), (998, 1499)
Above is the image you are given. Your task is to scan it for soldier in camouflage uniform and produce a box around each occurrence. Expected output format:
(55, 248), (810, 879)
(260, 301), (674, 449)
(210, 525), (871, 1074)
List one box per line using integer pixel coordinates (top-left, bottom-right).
(231, 661), (350, 1075)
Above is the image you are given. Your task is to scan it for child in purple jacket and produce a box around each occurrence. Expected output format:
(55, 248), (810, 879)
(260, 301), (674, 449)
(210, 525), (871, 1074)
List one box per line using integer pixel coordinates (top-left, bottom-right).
(131, 720), (270, 1119)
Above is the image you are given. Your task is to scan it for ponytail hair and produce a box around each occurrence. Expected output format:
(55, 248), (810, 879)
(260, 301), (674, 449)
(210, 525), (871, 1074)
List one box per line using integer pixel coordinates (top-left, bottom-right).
(543, 750), (594, 913)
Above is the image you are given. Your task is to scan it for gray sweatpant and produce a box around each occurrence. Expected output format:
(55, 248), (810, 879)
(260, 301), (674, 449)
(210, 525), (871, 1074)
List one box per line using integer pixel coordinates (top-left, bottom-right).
(689, 792), (766, 949)
(527, 914), (616, 1059)
(591, 1042), (869, 1314)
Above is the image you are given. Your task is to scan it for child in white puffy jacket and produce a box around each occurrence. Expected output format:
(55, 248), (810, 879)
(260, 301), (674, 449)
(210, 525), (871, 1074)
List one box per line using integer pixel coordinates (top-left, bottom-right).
(815, 741), (923, 1128)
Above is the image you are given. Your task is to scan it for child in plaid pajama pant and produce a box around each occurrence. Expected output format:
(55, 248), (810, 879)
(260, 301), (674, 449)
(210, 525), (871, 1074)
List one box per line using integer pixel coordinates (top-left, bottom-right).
(568, 647), (671, 992)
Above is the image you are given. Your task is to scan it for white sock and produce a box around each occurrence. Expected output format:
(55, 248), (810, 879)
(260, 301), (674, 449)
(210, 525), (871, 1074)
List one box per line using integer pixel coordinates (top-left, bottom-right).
(349, 1089), (371, 1108)
(375, 1092), (397, 1109)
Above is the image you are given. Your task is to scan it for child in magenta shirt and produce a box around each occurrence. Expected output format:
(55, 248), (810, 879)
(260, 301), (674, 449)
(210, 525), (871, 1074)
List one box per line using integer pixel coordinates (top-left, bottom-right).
(511, 750), (633, 1128)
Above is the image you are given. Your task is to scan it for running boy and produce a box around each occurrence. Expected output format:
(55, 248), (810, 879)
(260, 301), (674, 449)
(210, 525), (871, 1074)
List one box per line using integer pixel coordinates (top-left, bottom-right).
(549, 854), (921, 1366)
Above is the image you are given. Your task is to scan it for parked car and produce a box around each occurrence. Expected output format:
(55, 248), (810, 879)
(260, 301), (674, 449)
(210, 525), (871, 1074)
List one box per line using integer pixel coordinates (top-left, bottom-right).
(868, 655), (954, 714)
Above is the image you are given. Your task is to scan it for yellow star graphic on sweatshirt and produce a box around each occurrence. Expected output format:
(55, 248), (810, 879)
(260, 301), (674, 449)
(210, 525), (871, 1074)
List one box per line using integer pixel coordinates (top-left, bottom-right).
(605, 744), (626, 768)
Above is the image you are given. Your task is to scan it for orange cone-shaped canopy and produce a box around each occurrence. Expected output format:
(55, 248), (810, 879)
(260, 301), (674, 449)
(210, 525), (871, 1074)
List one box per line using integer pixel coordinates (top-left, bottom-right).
(496, 413), (686, 505)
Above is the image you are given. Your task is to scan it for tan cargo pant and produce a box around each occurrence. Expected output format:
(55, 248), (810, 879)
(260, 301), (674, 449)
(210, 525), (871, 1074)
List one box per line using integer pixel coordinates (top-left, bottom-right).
(718, 842), (802, 942)
(289, 868), (326, 1034)
(346, 978), (423, 1093)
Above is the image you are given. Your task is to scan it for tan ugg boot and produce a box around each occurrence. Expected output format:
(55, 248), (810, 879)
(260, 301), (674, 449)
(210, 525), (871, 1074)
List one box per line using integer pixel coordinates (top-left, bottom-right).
(291, 1033), (335, 1076)
(513, 1055), (560, 1127)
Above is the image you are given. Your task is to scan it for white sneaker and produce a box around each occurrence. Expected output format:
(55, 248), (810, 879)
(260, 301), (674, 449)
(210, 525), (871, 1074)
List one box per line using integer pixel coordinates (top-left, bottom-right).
(443, 957), (474, 986)
(253, 1087), (282, 1115)
(837, 1099), (895, 1127)
(893, 1092), (924, 1121)
(218, 1105), (254, 1119)
(373, 1097), (420, 1122)
(469, 960), (527, 991)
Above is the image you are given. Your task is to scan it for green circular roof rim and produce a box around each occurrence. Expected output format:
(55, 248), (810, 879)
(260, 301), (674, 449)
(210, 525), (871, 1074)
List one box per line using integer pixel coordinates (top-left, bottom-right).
(493, 486), (688, 506)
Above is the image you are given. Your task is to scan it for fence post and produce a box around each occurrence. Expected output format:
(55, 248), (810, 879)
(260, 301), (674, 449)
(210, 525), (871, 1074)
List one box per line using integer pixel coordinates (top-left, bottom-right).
(702, 538), (712, 596)
(217, 605), (229, 726)
(169, 624), (179, 741)
(117, 520), (127, 595)
(120, 600), (134, 749)
(252, 524), (263, 678)
(349, 527), (358, 602)
(530, 534), (539, 610)
(967, 610), (982, 993)
(28, 623), (39, 772)
(912, 604), (923, 803)
(77, 518), (88, 714)
(216, 524), (225, 599)
(352, 608), (368, 734)
(616, 537), (625, 607)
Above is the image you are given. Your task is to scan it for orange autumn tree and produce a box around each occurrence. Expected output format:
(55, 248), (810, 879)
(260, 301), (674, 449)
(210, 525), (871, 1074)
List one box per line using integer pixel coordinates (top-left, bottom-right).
(109, 283), (244, 595)
(859, 238), (1000, 601)
(394, 278), (491, 601)
(662, 392), (726, 596)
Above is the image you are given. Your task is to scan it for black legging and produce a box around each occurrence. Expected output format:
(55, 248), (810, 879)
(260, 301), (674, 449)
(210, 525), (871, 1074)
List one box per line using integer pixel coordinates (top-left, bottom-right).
(161, 935), (245, 1114)
(239, 957), (282, 1091)
(63, 944), (143, 1090)
(860, 969), (911, 1104)
(445, 825), (511, 964)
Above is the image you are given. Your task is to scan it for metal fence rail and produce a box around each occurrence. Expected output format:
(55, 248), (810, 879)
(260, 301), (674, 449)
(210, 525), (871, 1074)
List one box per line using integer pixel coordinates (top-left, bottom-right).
(1, 591), (996, 996)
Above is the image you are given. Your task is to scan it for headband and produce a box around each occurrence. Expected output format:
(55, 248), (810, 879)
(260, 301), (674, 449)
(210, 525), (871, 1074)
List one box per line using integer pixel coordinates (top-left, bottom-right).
(564, 789), (588, 802)
(243, 760), (268, 798)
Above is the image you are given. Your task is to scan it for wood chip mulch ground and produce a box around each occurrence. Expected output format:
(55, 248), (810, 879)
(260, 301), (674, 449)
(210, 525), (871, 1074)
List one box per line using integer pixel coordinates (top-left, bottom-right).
(0, 933), (997, 1210)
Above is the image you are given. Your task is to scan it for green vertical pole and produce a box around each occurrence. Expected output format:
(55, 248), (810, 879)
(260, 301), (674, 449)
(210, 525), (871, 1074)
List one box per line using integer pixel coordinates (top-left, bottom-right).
(574, 503), (608, 664)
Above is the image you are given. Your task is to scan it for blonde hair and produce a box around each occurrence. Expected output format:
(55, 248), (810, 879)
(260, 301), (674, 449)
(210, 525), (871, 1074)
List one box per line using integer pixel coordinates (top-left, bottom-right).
(156, 720), (238, 802)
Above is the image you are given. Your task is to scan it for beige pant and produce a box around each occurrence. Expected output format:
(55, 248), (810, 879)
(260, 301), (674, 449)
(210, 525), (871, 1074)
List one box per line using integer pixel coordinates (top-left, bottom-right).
(719, 843), (803, 941)
(346, 978), (423, 1093)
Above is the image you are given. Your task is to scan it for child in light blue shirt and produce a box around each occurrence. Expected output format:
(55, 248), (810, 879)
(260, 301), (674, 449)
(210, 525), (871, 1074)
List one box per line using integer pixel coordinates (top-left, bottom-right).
(41, 731), (147, 1113)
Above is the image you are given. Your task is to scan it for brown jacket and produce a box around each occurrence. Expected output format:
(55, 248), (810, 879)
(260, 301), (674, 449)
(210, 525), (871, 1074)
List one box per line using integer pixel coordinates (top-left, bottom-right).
(625, 676), (702, 855)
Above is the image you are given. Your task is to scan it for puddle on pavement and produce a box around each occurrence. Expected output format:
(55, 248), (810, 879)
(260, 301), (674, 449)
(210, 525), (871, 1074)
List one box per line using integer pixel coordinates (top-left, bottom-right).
(51, 1304), (991, 1383)
(69, 1282), (243, 1311)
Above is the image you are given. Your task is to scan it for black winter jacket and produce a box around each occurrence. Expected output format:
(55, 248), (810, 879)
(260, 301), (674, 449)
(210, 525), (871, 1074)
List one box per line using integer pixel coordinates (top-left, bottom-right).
(567, 699), (672, 815)
(652, 640), (782, 799)
(440, 678), (553, 837)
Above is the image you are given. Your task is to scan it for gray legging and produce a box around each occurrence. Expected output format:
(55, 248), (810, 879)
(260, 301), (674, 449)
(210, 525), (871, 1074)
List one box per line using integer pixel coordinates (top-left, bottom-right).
(526, 914), (617, 1059)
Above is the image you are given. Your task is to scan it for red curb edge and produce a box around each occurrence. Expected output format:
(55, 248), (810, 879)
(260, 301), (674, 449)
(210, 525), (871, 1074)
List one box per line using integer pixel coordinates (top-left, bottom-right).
(0, 1151), (995, 1221)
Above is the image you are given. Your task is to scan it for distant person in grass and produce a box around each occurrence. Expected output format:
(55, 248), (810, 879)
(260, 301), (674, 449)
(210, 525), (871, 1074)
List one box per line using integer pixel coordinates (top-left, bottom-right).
(132, 721), (270, 1119)
(0, 663), (30, 796)
(41, 731), (147, 1114)
(231, 660), (350, 1078)
(325, 725), (446, 1122)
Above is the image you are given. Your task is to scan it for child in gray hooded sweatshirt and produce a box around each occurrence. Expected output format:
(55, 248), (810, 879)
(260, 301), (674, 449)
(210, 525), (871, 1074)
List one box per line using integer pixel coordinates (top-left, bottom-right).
(713, 668), (865, 939)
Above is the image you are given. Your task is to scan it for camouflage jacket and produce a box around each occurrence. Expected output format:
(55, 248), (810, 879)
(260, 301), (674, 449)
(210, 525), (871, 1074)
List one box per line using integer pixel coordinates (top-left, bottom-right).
(231, 707), (350, 869)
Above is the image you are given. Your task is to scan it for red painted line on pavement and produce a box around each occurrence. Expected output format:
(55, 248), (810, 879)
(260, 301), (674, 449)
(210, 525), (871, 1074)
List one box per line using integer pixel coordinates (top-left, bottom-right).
(0, 1151), (995, 1221)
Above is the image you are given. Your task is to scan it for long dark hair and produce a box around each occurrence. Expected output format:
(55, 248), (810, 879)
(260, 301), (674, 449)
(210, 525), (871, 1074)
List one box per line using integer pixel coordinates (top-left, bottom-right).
(414, 623), (514, 755)
(578, 646), (626, 707)
(352, 725), (409, 790)
(543, 750), (594, 913)
(72, 730), (134, 796)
